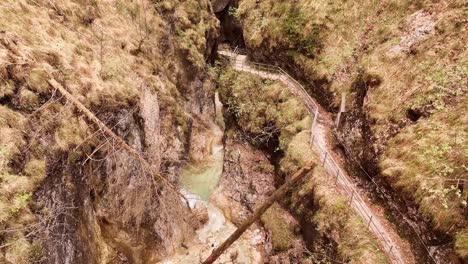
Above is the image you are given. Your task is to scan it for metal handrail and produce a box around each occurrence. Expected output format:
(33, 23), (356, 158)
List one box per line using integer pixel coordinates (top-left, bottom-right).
(222, 50), (405, 264)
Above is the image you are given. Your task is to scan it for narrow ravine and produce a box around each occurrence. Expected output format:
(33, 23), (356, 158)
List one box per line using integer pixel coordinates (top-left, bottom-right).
(162, 93), (264, 264)
(218, 49), (415, 264)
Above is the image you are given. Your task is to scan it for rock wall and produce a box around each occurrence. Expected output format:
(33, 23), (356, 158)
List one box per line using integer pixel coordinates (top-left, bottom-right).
(229, 0), (467, 261)
(0, 0), (220, 263)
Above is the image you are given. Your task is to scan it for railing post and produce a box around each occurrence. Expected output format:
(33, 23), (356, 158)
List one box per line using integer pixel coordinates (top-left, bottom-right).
(349, 190), (355, 205)
(322, 152), (328, 166)
(335, 168), (339, 185)
(367, 215), (373, 230)
(310, 109), (318, 147)
(335, 92), (346, 129)
(311, 109), (318, 135)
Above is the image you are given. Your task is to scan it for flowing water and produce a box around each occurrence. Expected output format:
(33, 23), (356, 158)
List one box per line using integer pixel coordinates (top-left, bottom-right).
(179, 144), (224, 200)
(163, 92), (263, 263)
(180, 92), (225, 200)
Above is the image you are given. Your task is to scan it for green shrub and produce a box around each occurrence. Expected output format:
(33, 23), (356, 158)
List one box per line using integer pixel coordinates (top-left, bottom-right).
(455, 229), (468, 259)
(261, 203), (296, 251)
(283, 7), (322, 56)
(54, 112), (88, 151)
(10, 193), (32, 214)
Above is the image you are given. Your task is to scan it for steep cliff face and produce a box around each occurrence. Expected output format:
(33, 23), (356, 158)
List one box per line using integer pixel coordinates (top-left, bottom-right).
(0, 0), (219, 263)
(216, 67), (388, 263)
(227, 0), (466, 261)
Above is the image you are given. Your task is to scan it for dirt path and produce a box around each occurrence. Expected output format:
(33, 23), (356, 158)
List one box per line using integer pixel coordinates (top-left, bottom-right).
(218, 50), (414, 264)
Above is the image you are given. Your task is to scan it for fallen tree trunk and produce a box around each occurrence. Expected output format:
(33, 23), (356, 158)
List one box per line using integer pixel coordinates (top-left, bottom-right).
(202, 160), (316, 264)
(47, 79), (190, 208)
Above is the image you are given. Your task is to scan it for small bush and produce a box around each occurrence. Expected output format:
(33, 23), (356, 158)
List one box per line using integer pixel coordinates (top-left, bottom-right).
(26, 68), (50, 94)
(4, 237), (32, 264)
(0, 81), (15, 99)
(18, 88), (39, 111)
(261, 203), (296, 252)
(0, 174), (32, 199)
(24, 159), (47, 187)
(10, 193), (32, 214)
(455, 229), (468, 259)
(54, 112), (88, 151)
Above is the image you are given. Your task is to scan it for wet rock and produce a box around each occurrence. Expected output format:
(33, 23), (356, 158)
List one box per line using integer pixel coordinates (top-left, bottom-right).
(191, 206), (210, 230)
(230, 250), (238, 261)
(210, 0), (231, 13)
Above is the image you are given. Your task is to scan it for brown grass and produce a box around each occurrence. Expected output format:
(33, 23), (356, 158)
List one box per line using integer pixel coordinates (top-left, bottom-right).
(0, 0), (219, 261)
(236, 0), (467, 257)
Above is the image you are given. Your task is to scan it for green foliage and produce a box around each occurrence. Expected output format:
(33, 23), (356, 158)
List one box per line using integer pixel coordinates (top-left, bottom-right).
(28, 242), (44, 263)
(455, 229), (468, 259)
(54, 113), (89, 151)
(237, 1), (322, 57)
(174, 27), (184, 37)
(218, 68), (309, 148)
(10, 193), (31, 214)
(24, 159), (47, 187)
(261, 203), (296, 251)
(228, 6), (237, 18)
(382, 96), (467, 233)
(283, 7), (321, 56)
(411, 62), (467, 113)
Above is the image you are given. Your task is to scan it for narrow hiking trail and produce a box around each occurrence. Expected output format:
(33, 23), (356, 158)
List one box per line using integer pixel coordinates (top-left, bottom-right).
(218, 50), (415, 264)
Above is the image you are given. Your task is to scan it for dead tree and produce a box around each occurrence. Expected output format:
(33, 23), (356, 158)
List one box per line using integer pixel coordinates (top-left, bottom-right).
(47, 79), (190, 208)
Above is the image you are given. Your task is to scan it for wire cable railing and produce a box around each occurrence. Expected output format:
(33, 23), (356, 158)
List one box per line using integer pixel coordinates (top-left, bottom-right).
(220, 48), (407, 264)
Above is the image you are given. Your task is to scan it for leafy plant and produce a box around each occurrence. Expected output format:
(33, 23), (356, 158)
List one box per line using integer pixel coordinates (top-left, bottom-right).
(10, 193), (32, 214)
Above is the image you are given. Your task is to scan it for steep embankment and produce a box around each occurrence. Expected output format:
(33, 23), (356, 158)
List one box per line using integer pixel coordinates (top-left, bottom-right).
(219, 50), (415, 263)
(222, 0), (466, 262)
(216, 66), (389, 263)
(0, 0), (219, 263)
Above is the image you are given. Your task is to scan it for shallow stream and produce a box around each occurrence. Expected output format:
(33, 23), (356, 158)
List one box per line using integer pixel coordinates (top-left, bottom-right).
(179, 143), (224, 200)
(163, 92), (263, 263)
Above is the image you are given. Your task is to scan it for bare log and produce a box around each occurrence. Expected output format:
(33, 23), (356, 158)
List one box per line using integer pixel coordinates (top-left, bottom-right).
(202, 160), (315, 264)
(47, 79), (190, 208)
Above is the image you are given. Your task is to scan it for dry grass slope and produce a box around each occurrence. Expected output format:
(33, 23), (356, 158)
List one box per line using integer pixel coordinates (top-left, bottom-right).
(235, 0), (467, 258)
(0, 0), (218, 262)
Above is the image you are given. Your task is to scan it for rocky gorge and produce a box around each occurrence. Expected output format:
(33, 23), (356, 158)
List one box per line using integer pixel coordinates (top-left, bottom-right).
(0, 0), (466, 263)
